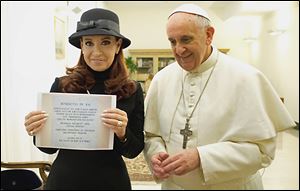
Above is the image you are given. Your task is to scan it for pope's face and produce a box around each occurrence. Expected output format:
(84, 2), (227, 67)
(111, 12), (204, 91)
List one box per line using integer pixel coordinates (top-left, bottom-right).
(80, 35), (122, 72)
(167, 13), (214, 71)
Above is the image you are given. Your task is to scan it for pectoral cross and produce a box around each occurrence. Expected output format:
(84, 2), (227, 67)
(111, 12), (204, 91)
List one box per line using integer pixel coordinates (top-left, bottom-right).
(180, 118), (193, 149)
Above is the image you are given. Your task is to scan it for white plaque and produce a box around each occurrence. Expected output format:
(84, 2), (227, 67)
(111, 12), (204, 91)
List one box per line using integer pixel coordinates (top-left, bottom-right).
(36, 92), (116, 150)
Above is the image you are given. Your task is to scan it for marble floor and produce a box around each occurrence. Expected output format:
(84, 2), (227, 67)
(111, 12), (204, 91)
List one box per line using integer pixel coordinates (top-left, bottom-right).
(132, 128), (299, 190)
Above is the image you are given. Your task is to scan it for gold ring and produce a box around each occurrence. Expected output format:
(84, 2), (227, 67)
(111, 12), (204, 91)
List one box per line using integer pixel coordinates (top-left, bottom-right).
(117, 121), (123, 127)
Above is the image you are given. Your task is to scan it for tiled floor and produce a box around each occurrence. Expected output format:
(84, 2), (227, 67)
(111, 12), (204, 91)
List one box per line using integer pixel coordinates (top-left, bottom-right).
(262, 128), (299, 190)
(132, 128), (299, 190)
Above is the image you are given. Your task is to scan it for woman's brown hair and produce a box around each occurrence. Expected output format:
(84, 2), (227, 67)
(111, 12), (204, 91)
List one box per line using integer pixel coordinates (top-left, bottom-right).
(59, 51), (137, 100)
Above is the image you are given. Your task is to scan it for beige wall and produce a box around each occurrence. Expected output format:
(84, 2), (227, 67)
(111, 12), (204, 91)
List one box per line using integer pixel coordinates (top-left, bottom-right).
(258, 5), (299, 121)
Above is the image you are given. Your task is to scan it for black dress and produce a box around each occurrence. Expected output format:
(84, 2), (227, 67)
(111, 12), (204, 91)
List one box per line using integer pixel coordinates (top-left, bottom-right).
(35, 68), (144, 190)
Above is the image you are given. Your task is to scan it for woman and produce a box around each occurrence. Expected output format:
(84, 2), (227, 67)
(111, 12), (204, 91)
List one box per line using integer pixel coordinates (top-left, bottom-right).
(24, 8), (144, 190)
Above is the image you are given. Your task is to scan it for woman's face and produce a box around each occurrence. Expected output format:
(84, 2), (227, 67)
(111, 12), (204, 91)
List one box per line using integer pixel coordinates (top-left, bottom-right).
(81, 35), (122, 71)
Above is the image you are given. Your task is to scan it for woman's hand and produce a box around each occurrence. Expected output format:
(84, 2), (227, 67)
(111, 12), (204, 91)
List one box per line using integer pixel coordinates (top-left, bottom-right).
(24, 111), (48, 136)
(101, 108), (128, 141)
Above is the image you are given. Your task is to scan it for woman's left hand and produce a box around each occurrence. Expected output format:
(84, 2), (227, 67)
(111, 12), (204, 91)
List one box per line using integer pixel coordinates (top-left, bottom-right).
(101, 108), (128, 141)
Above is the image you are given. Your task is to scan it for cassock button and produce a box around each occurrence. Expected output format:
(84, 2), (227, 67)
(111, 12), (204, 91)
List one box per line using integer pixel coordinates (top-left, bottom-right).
(191, 82), (195, 86)
(189, 104), (193, 108)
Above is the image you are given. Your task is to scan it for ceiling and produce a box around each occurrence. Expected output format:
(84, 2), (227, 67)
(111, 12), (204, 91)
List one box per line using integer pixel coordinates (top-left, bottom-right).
(62, 1), (298, 23)
(103, 1), (298, 20)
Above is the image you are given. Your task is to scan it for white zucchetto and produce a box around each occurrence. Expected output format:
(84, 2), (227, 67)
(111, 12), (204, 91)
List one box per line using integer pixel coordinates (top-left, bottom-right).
(169, 3), (210, 21)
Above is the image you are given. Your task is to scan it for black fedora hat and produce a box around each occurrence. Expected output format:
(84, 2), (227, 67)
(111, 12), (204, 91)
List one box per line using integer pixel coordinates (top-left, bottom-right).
(69, 8), (131, 49)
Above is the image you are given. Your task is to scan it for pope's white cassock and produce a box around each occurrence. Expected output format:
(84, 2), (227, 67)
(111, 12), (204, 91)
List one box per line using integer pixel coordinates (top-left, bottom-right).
(143, 46), (296, 190)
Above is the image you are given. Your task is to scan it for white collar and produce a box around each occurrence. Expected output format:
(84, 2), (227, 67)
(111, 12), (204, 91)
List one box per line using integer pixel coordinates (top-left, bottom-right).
(182, 46), (218, 78)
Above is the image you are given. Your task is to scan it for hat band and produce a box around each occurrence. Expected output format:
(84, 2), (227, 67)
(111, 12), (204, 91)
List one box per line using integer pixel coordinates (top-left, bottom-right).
(77, 19), (120, 33)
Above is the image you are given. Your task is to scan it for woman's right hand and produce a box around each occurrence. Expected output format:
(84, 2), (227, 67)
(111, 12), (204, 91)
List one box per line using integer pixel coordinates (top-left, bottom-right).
(24, 111), (48, 136)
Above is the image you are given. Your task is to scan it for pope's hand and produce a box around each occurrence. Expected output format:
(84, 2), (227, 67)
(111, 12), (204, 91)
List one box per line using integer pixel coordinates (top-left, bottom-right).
(151, 152), (170, 179)
(160, 148), (200, 176)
